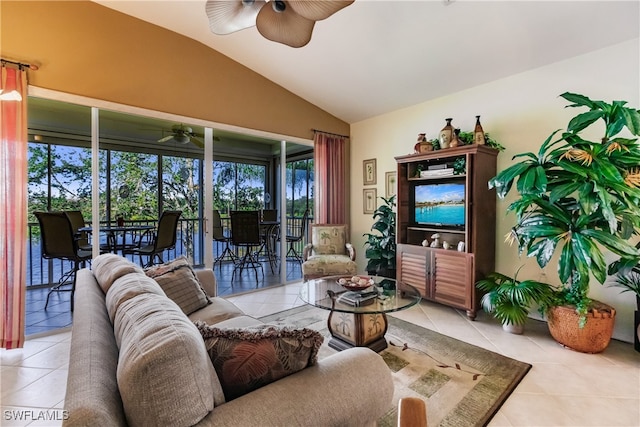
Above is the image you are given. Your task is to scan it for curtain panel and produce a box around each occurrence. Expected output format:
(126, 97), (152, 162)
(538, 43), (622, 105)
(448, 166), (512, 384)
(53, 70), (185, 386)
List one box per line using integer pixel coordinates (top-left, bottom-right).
(1, 65), (28, 349)
(314, 132), (348, 224)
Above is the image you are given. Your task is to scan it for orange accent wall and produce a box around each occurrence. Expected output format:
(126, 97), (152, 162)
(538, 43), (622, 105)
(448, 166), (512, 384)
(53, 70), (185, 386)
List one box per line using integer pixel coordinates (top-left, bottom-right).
(0, 0), (349, 140)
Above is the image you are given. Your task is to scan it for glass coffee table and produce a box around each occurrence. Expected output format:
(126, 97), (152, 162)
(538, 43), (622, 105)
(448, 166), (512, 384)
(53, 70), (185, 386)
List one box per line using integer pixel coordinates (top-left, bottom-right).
(300, 275), (421, 352)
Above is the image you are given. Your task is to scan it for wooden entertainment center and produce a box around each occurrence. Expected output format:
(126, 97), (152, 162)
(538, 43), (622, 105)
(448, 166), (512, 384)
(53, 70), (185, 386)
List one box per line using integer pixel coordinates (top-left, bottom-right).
(395, 144), (498, 319)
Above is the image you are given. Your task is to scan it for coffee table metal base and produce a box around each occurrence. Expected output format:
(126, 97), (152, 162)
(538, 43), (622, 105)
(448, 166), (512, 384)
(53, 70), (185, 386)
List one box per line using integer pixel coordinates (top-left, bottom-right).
(327, 311), (389, 352)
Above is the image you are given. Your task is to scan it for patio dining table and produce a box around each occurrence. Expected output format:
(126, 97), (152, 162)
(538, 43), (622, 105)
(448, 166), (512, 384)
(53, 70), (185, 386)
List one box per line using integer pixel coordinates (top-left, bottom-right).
(79, 224), (154, 255)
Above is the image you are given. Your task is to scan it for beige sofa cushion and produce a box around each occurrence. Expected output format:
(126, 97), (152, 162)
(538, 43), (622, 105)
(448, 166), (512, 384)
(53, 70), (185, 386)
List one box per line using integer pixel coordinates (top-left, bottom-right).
(93, 253), (144, 294)
(105, 273), (166, 323)
(195, 322), (323, 401)
(113, 293), (222, 427)
(188, 297), (247, 325)
(145, 257), (210, 315)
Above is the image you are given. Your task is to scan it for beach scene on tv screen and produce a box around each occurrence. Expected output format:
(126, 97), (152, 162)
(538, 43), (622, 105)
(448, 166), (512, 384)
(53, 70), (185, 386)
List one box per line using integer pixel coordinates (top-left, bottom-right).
(415, 183), (465, 225)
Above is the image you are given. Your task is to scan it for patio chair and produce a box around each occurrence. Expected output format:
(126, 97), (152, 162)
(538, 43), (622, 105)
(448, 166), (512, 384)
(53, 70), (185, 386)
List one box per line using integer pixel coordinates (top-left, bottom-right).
(285, 209), (309, 264)
(65, 210), (92, 251)
(212, 209), (237, 269)
(123, 210), (182, 268)
(302, 224), (357, 281)
(34, 211), (93, 311)
(65, 210), (111, 253)
(230, 210), (263, 285)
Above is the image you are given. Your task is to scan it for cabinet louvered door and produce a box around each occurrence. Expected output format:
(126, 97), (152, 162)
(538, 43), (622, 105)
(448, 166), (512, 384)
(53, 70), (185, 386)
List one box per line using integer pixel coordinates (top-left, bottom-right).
(431, 251), (473, 310)
(397, 244), (429, 297)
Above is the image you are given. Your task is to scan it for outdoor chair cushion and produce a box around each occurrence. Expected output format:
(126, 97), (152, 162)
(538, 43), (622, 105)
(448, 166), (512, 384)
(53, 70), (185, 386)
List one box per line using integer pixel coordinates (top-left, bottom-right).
(145, 257), (210, 315)
(195, 322), (324, 401)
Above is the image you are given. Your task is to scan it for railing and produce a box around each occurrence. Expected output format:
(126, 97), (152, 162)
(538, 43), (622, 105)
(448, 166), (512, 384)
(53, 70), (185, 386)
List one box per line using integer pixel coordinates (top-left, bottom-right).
(26, 215), (311, 288)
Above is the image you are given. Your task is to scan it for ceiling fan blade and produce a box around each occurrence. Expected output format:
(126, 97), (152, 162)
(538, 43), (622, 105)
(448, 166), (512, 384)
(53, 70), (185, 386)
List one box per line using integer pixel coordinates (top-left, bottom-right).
(206, 0), (266, 35)
(158, 135), (174, 143)
(257, 1), (315, 48)
(190, 137), (205, 149)
(288, 0), (354, 21)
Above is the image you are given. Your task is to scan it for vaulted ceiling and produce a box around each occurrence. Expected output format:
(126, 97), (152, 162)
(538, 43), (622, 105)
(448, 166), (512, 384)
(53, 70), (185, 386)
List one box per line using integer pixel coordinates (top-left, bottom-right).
(93, 0), (639, 124)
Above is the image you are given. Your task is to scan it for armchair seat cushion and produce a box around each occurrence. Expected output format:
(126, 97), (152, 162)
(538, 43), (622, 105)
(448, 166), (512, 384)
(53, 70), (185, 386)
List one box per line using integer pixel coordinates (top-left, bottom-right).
(302, 254), (357, 278)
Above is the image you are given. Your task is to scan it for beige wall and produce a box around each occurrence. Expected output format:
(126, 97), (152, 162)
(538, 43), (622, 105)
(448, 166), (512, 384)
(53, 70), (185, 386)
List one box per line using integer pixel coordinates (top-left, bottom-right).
(0, 0), (349, 140)
(350, 39), (640, 342)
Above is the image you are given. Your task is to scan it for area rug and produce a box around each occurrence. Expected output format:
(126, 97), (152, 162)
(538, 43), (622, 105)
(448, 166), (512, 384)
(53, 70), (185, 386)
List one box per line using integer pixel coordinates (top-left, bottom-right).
(260, 305), (531, 427)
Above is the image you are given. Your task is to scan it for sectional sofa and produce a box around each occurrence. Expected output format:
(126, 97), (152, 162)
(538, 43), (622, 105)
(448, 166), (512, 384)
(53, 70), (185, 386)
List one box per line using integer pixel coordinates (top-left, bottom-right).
(62, 254), (394, 426)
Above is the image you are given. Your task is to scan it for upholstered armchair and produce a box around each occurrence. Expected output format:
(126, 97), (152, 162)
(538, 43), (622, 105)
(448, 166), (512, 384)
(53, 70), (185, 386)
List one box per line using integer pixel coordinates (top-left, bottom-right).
(302, 224), (357, 281)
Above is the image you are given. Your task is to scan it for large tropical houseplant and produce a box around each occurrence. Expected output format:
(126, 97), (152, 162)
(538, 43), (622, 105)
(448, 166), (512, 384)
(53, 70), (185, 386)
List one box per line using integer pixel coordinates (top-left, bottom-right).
(488, 92), (640, 352)
(363, 195), (396, 278)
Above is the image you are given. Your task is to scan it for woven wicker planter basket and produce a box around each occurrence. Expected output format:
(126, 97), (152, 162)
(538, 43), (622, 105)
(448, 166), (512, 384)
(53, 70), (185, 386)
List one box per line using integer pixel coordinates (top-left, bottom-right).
(547, 301), (616, 354)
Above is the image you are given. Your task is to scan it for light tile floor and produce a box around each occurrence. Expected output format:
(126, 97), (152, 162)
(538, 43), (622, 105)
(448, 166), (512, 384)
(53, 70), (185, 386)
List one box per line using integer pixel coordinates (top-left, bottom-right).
(2, 283), (639, 426)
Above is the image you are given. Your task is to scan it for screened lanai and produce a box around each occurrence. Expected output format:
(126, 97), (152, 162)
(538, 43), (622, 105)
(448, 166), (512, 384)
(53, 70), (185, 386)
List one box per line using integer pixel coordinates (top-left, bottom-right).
(26, 95), (315, 335)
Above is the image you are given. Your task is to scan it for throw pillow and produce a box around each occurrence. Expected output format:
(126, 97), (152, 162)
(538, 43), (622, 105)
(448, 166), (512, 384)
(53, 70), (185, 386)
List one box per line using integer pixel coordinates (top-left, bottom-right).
(311, 225), (348, 255)
(194, 322), (324, 401)
(145, 257), (210, 315)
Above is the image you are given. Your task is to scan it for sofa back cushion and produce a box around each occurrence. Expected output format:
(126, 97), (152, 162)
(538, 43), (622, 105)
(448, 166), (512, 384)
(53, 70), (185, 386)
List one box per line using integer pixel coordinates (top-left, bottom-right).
(113, 292), (223, 427)
(93, 253), (144, 294)
(105, 273), (166, 324)
(145, 257), (210, 315)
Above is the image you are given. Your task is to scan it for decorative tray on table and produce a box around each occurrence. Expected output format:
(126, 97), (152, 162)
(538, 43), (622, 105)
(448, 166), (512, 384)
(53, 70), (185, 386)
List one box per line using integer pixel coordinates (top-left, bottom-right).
(336, 275), (375, 291)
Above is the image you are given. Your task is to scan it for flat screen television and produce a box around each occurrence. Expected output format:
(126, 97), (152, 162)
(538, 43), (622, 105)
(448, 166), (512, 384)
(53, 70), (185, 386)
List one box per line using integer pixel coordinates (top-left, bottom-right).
(412, 182), (465, 229)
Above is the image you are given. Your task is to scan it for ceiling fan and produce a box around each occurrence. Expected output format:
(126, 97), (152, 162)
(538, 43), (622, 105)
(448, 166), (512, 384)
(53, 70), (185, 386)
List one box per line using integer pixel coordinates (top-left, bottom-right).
(205, 0), (354, 48)
(158, 124), (204, 148)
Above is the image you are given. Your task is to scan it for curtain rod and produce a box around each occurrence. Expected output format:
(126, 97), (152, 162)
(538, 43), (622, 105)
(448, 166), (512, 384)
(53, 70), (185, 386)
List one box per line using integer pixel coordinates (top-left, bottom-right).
(1, 58), (39, 71)
(312, 129), (349, 139)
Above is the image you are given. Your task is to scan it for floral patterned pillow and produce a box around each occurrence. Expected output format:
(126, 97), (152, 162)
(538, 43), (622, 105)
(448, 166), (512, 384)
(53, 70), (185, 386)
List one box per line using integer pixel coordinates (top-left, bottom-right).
(194, 322), (324, 401)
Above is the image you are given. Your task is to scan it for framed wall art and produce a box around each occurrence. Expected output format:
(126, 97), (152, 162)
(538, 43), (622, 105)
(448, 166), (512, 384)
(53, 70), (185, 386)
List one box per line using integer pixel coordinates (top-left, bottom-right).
(363, 188), (377, 214)
(385, 171), (396, 198)
(363, 158), (376, 185)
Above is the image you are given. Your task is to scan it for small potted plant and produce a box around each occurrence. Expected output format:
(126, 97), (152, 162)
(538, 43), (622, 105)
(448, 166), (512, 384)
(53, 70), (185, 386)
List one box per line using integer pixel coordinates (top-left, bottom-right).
(363, 195), (396, 278)
(476, 269), (554, 334)
(608, 246), (640, 351)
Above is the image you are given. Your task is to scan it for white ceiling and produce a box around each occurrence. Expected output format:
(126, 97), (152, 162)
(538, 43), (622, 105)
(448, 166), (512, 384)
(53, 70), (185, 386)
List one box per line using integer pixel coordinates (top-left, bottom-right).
(94, 1), (638, 124)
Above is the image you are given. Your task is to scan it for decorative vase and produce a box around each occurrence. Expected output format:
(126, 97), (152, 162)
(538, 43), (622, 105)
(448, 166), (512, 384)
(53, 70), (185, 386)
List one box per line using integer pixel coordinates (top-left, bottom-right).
(449, 129), (461, 148)
(547, 300), (616, 353)
(439, 118), (454, 149)
(502, 322), (524, 335)
(474, 115), (485, 145)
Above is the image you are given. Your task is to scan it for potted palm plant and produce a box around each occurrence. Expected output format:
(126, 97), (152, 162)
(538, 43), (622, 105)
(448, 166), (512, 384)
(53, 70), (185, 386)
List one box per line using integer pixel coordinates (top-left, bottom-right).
(489, 92), (640, 352)
(363, 195), (396, 278)
(476, 269), (554, 334)
(608, 245), (640, 351)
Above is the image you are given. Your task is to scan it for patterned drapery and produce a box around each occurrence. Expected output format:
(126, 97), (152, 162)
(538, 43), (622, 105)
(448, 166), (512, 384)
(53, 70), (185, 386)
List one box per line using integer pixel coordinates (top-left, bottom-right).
(1, 64), (28, 349)
(314, 131), (348, 224)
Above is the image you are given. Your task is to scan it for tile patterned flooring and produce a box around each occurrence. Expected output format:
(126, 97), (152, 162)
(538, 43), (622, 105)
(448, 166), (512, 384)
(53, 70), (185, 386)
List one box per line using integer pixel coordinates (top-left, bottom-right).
(3, 281), (639, 426)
